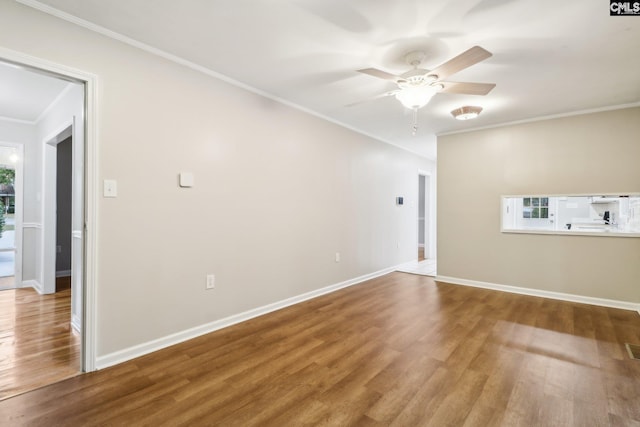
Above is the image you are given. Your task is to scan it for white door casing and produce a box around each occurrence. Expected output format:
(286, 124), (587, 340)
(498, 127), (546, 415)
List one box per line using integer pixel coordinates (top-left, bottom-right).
(0, 46), (98, 372)
(418, 169), (435, 260)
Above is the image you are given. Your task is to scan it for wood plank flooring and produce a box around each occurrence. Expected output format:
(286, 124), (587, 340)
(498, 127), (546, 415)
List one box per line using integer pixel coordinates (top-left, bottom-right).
(0, 286), (80, 401)
(1, 272), (639, 426)
(0, 276), (14, 289)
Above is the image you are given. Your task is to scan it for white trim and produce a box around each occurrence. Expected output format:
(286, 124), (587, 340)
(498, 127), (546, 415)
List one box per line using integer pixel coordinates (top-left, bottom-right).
(56, 269), (71, 277)
(23, 222), (42, 229)
(42, 122), (73, 295)
(417, 168), (436, 260)
(436, 275), (640, 313)
(83, 68), (98, 373)
(502, 192), (640, 198)
(22, 279), (43, 294)
(43, 122), (72, 146)
(96, 265), (399, 369)
(501, 229), (640, 238)
(15, 0), (433, 161)
(0, 116), (35, 125)
(438, 102), (640, 137)
(0, 46), (100, 373)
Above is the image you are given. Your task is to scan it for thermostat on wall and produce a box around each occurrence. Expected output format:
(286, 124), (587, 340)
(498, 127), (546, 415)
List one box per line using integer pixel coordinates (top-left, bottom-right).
(396, 197), (404, 205)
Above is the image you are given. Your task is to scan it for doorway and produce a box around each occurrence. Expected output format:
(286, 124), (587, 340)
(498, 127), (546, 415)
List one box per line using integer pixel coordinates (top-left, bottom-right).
(418, 175), (426, 261)
(56, 136), (72, 287)
(397, 169), (437, 277)
(0, 50), (97, 397)
(416, 171), (436, 275)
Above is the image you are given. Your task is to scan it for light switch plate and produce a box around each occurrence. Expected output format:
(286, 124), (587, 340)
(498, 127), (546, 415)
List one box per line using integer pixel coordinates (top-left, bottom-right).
(103, 179), (117, 198)
(179, 172), (194, 188)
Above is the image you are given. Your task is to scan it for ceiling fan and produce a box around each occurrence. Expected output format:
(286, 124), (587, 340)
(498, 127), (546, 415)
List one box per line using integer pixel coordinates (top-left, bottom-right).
(354, 46), (496, 133)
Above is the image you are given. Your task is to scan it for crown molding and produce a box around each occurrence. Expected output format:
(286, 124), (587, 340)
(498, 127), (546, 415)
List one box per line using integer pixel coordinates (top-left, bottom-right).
(16, 0), (434, 161)
(0, 116), (35, 125)
(438, 101), (640, 137)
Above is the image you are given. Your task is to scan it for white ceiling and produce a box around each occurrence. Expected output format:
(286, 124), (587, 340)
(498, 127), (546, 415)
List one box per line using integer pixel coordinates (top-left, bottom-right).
(13, 0), (640, 158)
(0, 60), (71, 123)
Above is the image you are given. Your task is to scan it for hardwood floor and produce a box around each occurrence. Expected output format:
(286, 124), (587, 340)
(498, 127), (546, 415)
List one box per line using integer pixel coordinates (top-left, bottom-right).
(418, 247), (425, 261)
(56, 275), (71, 292)
(1, 272), (639, 426)
(0, 276), (14, 289)
(0, 285), (80, 401)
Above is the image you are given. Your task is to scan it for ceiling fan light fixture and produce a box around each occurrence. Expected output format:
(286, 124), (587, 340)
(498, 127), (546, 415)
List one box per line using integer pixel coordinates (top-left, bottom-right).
(395, 86), (437, 109)
(451, 106), (483, 120)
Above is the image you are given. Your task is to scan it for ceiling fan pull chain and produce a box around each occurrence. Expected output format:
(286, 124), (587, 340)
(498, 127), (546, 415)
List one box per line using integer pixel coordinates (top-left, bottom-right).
(412, 108), (418, 136)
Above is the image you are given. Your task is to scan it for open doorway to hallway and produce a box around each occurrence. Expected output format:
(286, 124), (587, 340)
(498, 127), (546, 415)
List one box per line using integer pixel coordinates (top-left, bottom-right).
(0, 58), (85, 400)
(418, 174), (427, 261)
(397, 170), (436, 277)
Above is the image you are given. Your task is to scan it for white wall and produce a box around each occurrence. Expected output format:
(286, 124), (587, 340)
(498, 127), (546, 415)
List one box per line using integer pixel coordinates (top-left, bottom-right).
(438, 107), (640, 303)
(0, 2), (435, 359)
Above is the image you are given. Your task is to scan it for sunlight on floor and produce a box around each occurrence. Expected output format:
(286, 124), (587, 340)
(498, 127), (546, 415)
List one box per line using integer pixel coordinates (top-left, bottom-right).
(396, 258), (437, 276)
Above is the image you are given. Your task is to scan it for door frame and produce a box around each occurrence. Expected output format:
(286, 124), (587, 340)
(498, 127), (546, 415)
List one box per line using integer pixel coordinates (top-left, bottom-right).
(0, 142), (24, 290)
(417, 169), (436, 260)
(43, 124), (72, 295)
(0, 47), (99, 372)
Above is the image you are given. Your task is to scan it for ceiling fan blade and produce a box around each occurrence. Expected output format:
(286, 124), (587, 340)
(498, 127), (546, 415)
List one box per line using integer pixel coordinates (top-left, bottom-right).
(345, 90), (398, 107)
(439, 81), (496, 96)
(429, 46), (492, 81)
(357, 68), (405, 83)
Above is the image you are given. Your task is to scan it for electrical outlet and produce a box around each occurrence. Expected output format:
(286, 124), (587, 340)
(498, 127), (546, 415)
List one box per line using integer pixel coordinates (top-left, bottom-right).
(335, 252), (340, 263)
(206, 274), (215, 290)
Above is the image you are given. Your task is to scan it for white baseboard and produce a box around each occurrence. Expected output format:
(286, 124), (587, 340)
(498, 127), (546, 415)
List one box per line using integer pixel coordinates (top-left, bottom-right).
(96, 265), (400, 370)
(418, 244), (425, 248)
(436, 275), (640, 313)
(56, 270), (71, 278)
(22, 279), (43, 294)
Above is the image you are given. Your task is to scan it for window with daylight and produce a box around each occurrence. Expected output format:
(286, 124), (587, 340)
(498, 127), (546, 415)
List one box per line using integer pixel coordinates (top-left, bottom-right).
(523, 197), (548, 219)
